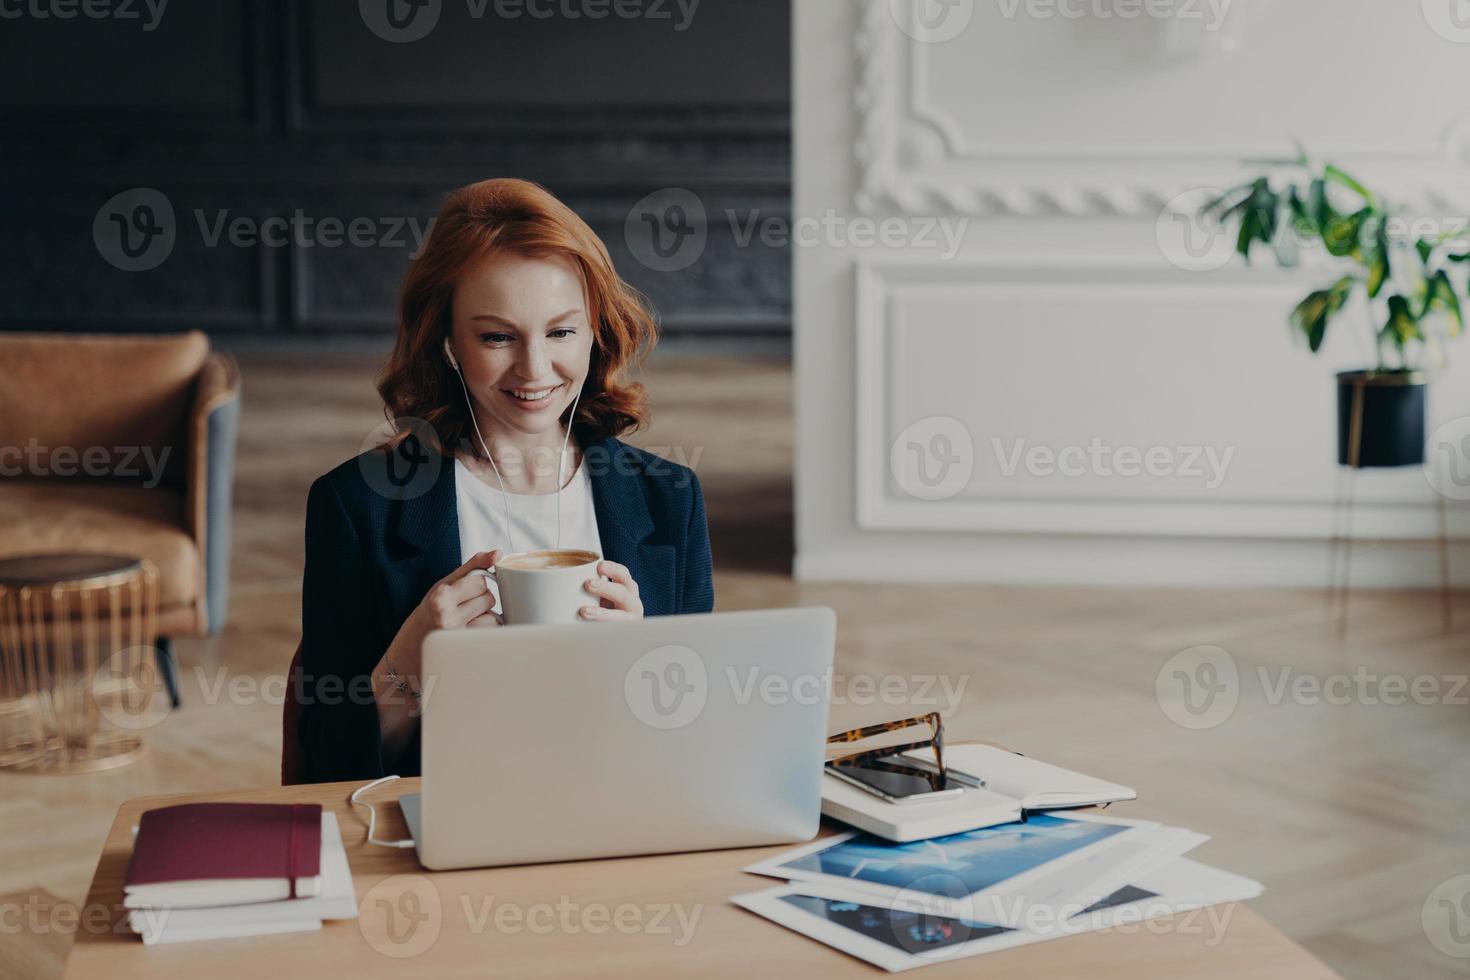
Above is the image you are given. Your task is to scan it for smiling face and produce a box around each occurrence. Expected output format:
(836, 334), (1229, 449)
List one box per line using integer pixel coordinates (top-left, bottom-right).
(446, 251), (595, 450)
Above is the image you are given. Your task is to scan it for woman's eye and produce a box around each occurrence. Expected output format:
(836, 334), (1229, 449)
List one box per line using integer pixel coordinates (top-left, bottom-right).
(550, 328), (577, 339)
(480, 333), (514, 344)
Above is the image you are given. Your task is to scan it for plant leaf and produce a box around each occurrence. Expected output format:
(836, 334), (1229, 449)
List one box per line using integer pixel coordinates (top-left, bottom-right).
(1291, 290), (1332, 352)
(1200, 186), (1249, 220)
(1288, 187), (1308, 223)
(1235, 218), (1255, 262)
(1323, 208), (1366, 258)
(1381, 294), (1422, 352)
(1289, 276), (1357, 353)
(1290, 136), (1310, 168)
(1324, 164), (1373, 204)
(1366, 220), (1391, 298)
(1423, 269), (1464, 337)
(1308, 178), (1330, 228)
(1285, 187), (1317, 244)
(1232, 178), (1277, 263)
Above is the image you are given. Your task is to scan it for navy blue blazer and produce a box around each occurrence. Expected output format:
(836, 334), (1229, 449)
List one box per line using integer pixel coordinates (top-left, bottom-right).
(297, 432), (714, 783)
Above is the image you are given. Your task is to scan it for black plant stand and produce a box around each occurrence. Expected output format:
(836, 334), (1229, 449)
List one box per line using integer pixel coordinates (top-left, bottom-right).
(1326, 377), (1453, 635)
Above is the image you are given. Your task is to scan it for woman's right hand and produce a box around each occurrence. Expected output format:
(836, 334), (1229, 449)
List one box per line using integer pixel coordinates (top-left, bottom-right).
(372, 550), (502, 763)
(416, 549), (505, 632)
(380, 550), (503, 686)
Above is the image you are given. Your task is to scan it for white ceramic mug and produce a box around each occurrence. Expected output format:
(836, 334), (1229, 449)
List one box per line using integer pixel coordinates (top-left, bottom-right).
(484, 549), (601, 625)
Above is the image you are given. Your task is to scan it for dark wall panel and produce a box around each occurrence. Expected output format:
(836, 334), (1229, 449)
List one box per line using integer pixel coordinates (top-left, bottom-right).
(308, 1), (788, 110)
(0, 4), (251, 111)
(0, 0), (790, 344)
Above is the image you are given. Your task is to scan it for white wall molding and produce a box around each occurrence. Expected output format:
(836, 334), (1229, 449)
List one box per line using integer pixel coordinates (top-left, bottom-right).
(855, 0), (1470, 218)
(854, 259), (1469, 541)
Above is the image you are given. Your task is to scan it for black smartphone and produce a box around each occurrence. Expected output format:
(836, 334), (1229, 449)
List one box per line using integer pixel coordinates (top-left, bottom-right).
(825, 758), (968, 805)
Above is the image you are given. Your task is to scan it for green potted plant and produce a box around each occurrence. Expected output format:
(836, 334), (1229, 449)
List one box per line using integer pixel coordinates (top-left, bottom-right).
(1204, 152), (1466, 466)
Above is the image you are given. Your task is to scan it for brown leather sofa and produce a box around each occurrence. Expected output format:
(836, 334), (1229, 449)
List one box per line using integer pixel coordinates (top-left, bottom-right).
(0, 331), (241, 704)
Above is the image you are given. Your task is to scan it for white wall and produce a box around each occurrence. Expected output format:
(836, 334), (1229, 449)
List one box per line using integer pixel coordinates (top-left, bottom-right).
(794, 0), (1470, 587)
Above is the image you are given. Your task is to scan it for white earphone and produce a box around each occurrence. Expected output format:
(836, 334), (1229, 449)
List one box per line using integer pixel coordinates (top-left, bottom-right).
(443, 337), (581, 555)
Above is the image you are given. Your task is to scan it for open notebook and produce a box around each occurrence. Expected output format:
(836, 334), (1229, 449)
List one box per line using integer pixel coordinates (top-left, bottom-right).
(926, 744), (1137, 811)
(822, 744), (1136, 842)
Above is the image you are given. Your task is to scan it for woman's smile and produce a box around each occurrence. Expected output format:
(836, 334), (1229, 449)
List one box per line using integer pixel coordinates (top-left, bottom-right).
(501, 382), (565, 410)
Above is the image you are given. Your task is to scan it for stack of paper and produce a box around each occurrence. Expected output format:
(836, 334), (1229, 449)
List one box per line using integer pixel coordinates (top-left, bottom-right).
(733, 811), (1261, 972)
(125, 811), (358, 945)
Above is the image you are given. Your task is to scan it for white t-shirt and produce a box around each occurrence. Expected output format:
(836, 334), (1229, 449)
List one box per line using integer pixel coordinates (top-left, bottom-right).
(453, 454), (603, 612)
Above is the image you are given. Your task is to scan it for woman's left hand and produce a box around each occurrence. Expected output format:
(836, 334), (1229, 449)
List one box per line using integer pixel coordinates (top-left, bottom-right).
(581, 560), (644, 620)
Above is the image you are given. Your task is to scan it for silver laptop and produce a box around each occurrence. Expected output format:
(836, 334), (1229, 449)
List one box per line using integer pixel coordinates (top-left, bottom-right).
(402, 606), (836, 870)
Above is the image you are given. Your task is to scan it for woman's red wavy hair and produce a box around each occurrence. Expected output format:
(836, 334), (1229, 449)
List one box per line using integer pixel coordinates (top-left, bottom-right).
(378, 178), (657, 454)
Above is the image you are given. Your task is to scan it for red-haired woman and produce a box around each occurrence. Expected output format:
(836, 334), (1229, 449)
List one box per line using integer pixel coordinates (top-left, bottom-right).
(297, 179), (713, 782)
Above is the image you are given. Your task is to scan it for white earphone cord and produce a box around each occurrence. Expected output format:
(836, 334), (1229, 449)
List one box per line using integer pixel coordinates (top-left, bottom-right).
(451, 353), (582, 555)
(350, 775), (414, 848)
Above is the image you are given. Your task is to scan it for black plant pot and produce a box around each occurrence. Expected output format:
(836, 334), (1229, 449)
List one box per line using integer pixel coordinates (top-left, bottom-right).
(1335, 370), (1427, 468)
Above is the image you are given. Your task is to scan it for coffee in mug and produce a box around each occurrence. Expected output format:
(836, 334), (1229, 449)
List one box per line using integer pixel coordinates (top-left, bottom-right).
(486, 549), (600, 625)
(497, 550), (599, 571)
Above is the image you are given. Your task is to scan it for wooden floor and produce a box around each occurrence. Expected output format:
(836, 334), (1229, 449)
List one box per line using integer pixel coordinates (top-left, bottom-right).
(2, 351), (1468, 979)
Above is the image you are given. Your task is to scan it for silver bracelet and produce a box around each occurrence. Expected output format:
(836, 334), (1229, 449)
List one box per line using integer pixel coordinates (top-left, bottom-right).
(383, 662), (422, 701)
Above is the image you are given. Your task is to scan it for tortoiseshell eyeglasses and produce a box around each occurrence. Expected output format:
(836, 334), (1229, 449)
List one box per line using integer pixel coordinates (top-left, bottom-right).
(825, 712), (945, 784)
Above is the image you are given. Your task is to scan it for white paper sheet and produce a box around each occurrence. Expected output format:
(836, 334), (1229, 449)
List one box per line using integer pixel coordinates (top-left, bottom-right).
(731, 857), (1263, 973)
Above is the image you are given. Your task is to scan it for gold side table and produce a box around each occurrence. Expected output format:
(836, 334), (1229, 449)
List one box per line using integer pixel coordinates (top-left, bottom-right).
(0, 553), (160, 772)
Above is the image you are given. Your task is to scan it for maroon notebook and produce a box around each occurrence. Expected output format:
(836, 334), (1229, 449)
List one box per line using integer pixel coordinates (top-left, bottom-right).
(125, 803), (322, 907)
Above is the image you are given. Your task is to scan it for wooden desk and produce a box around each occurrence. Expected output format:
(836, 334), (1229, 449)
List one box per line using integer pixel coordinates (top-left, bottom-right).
(65, 779), (1341, 979)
